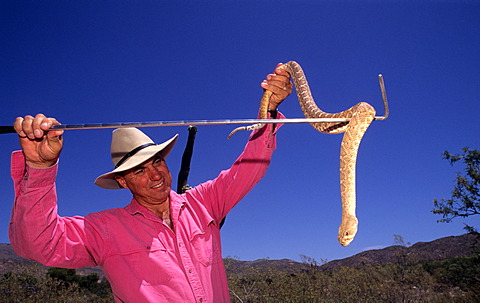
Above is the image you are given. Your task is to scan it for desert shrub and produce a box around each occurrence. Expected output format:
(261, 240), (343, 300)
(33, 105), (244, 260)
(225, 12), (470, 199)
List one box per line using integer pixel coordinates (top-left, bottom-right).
(0, 264), (112, 303)
(227, 257), (478, 303)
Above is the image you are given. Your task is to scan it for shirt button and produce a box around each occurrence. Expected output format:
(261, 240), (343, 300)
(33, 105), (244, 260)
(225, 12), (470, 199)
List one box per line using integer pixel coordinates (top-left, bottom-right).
(188, 269), (192, 273)
(199, 298), (203, 302)
(178, 243), (182, 247)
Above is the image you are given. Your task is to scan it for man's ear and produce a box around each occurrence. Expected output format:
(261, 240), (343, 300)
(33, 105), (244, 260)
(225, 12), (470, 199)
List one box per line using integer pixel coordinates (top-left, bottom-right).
(115, 175), (129, 189)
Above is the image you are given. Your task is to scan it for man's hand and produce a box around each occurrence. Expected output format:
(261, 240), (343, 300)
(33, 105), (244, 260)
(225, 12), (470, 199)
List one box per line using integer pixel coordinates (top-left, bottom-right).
(260, 63), (292, 111)
(14, 114), (64, 168)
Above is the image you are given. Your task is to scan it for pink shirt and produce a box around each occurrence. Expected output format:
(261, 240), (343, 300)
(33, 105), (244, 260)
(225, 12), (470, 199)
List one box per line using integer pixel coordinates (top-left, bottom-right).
(9, 120), (282, 303)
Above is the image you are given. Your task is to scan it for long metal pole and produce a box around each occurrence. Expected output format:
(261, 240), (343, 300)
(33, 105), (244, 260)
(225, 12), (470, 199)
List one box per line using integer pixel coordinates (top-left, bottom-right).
(1, 115), (393, 134)
(1, 74), (389, 134)
(0, 118), (352, 134)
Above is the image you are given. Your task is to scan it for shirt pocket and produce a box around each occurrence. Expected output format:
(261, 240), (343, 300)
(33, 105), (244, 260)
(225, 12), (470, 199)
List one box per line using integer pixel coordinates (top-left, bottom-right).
(115, 240), (173, 286)
(189, 225), (220, 267)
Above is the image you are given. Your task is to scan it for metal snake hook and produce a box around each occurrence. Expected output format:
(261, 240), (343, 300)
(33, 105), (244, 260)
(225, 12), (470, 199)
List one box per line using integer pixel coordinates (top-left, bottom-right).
(375, 74), (389, 121)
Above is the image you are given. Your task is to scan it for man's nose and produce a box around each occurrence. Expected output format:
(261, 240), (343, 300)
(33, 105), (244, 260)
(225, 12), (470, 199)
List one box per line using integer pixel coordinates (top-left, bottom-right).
(147, 166), (161, 180)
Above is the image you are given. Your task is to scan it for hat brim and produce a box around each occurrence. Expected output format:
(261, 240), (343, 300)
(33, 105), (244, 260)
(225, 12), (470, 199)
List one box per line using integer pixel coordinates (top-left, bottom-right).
(94, 134), (178, 189)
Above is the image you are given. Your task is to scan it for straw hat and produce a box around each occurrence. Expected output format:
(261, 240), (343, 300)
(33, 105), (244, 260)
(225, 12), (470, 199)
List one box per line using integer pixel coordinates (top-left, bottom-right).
(94, 128), (178, 189)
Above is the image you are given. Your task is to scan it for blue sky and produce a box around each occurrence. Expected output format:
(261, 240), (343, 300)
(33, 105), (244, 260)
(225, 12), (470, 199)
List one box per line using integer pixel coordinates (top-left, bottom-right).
(1, 1), (479, 263)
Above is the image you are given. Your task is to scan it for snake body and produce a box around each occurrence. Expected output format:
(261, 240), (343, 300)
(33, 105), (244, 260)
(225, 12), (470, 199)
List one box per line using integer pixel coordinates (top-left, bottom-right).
(229, 61), (376, 246)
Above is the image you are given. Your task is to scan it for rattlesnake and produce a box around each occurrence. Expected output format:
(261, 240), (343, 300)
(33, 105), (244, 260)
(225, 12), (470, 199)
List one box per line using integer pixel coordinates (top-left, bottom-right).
(229, 61), (377, 246)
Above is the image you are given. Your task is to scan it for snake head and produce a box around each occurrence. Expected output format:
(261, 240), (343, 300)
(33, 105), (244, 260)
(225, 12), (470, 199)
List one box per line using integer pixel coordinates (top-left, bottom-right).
(337, 215), (358, 247)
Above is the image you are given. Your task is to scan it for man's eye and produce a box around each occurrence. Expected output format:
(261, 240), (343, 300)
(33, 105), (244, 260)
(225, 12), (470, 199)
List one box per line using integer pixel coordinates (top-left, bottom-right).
(134, 168), (145, 175)
(154, 158), (163, 165)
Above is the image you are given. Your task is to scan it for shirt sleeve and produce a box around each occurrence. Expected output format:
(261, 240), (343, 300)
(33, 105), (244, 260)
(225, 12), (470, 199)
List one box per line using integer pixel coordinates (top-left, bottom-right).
(8, 150), (97, 268)
(186, 112), (285, 222)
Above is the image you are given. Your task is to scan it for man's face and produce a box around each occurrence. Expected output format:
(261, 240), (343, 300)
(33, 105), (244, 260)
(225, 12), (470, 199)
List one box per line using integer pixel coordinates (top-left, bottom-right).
(115, 154), (172, 208)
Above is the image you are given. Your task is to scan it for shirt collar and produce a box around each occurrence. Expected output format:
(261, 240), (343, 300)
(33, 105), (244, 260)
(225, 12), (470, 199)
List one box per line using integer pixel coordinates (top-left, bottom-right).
(124, 191), (187, 218)
(124, 198), (145, 215)
(169, 191), (188, 219)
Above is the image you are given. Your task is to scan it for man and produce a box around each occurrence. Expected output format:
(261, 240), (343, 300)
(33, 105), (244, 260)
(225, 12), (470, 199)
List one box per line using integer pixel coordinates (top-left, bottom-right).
(9, 64), (292, 302)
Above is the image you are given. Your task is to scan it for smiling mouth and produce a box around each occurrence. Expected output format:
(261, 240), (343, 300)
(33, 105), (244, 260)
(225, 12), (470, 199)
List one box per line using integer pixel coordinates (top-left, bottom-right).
(151, 182), (164, 189)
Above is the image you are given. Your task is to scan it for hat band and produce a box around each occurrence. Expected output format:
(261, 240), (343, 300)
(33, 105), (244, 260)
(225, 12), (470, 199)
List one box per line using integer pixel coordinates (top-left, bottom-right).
(115, 143), (156, 168)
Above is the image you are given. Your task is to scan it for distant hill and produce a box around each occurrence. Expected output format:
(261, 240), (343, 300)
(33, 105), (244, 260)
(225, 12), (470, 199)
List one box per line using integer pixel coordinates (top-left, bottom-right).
(1, 233), (478, 277)
(320, 233), (478, 271)
(223, 233), (478, 273)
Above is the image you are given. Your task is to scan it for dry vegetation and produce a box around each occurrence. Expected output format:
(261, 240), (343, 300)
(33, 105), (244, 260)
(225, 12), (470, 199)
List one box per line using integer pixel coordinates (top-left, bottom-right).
(225, 253), (480, 302)
(1, 248), (479, 302)
(0, 263), (112, 303)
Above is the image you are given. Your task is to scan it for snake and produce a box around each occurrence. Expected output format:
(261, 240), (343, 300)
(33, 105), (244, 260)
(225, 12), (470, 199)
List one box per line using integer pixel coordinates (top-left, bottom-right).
(229, 61), (377, 246)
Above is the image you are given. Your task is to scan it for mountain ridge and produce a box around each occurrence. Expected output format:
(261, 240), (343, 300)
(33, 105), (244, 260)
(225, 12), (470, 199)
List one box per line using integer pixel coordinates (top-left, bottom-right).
(1, 233), (477, 277)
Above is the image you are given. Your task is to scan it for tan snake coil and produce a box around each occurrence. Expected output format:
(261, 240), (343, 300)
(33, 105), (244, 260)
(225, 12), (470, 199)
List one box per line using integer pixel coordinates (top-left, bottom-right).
(229, 61), (377, 246)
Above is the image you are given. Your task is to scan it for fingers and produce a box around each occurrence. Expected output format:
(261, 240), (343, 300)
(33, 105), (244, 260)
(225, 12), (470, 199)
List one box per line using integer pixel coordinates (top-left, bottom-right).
(260, 63), (293, 110)
(14, 114), (63, 139)
(13, 116), (28, 138)
(44, 117), (64, 138)
(261, 63), (292, 89)
(260, 72), (292, 93)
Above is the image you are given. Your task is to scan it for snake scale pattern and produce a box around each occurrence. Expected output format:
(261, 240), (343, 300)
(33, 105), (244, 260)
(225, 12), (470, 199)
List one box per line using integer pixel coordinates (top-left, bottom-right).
(230, 61), (376, 246)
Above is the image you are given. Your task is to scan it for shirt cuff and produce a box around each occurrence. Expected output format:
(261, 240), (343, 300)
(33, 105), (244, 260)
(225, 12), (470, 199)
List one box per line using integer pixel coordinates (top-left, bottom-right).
(268, 111), (285, 135)
(11, 150), (58, 188)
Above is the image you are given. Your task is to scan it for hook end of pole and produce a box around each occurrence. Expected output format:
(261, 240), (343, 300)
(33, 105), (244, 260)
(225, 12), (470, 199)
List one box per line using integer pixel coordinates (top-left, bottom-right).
(374, 74), (389, 121)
